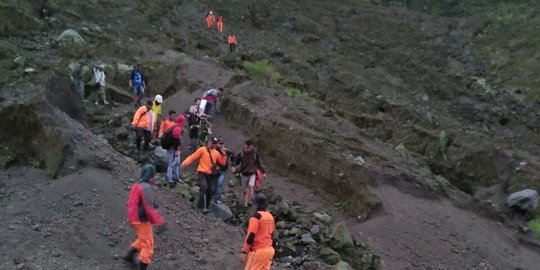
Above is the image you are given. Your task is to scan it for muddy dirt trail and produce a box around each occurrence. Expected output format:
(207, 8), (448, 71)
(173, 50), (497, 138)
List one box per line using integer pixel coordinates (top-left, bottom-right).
(162, 56), (540, 270)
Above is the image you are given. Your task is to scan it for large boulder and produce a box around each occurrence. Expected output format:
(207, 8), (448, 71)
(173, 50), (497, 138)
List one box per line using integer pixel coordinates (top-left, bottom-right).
(329, 222), (354, 249)
(507, 189), (538, 210)
(334, 260), (354, 270)
(209, 201), (233, 221)
(56, 29), (86, 46)
(319, 247), (341, 265)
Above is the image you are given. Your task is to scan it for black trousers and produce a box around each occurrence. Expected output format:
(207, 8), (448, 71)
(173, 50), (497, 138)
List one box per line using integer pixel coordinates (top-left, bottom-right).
(197, 173), (216, 209)
(135, 128), (151, 151)
(229, 43), (236, 52)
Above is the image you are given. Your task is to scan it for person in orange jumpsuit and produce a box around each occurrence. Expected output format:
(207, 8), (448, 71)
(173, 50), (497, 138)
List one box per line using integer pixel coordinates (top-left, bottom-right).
(206, 11), (215, 29)
(123, 164), (166, 270)
(228, 33), (237, 53)
(217, 15), (224, 32)
(240, 193), (275, 270)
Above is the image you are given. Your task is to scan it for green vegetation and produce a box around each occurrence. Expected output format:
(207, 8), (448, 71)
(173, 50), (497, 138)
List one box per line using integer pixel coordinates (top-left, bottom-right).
(528, 217), (540, 238)
(487, 2), (527, 28)
(243, 60), (280, 83)
(286, 86), (313, 102)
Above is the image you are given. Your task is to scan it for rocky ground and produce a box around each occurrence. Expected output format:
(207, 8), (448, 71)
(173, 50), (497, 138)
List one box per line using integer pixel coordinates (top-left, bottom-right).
(1, 0), (540, 270)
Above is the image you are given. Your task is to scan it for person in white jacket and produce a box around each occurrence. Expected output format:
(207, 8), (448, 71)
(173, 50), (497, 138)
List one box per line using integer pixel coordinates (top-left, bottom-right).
(93, 63), (109, 105)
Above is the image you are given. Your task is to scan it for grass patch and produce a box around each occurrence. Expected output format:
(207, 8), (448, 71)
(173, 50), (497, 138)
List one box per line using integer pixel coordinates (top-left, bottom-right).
(286, 86), (313, 102)
(243, 60), (280, 83)
(487, 2), (526, 29)
(529, 217), (540, 238)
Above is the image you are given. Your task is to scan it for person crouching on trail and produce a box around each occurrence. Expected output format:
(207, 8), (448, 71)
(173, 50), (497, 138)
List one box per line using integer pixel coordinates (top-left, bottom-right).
(132, 100), (155, 152)
(206, 11), (215, 29)
(202, 87), (224, 115)
(228, 33), (237, 53)
(240, 193), (275, 270)
(180, 137), (226, 214)
(123, 164), (166, 270)
(232, 140), (266, 207)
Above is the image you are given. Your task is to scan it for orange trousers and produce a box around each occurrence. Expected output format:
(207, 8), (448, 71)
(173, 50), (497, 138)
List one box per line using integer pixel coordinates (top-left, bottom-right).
(207, 20), (214, 29)
(244, 247), (275, 270)
(130, 222), (154, 264)
(217, 22), (223, 32)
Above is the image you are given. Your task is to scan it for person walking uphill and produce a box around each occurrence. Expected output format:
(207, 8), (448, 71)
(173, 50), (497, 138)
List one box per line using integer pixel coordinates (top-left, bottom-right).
(206, 11), (215, 29)
(130, 63), (146, 106)
(180, 137), (226, 213)
(228, 33), (237, 53)
(123, 164), (166, 270)
(93, 63), (108, 105)
(132, 100), (155, 153)
(217, 15), (224, 33)
(240, 193), (275, 270)
(232, 140), (266, 207)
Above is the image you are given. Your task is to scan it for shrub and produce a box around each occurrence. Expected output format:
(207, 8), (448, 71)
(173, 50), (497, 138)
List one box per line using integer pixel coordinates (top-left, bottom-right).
(286, 86), (312, 102)
(528, 217), (540, 238)
(487, 2), (526, 28)
(243, 60), (280, 83)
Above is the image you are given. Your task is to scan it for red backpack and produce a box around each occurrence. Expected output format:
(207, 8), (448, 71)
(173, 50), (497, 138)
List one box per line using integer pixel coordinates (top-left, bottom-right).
(255, 168), (264, 188)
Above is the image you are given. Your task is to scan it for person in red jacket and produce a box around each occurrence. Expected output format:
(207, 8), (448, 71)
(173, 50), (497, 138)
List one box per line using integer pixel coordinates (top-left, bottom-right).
(206, 11), (215, 29)
(166, 113), (186, 186)
(217, 15), (224, 32)
(240, 193), (275, 270)
(228, 33), (237, 53)
(123, 164), (165, 270)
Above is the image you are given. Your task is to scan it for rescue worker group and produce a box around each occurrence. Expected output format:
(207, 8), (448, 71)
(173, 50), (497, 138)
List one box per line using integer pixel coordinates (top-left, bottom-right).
(122, 11), (272, 270)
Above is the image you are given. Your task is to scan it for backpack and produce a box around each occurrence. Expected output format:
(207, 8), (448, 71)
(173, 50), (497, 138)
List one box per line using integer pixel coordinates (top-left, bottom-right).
(160, 125), (177, 149)
(133, 70), (143, 86)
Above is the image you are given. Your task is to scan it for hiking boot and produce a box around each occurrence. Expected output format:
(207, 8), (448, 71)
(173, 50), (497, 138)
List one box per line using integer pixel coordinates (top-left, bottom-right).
(104, 100), (110, 105)
(139, 262), (148, 270)
(215, 200), (223, 204)
(176, 178), (184, 184)
(122, 247), (138, 267)
(202, 208), (210, 214)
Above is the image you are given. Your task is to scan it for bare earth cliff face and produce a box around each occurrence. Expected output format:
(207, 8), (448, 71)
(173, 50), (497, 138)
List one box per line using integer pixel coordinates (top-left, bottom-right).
(1, 0), (540, 269)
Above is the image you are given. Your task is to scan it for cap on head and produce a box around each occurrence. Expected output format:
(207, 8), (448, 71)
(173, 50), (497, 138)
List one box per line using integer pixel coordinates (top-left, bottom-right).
(211, 137), (219, 144)
(209, 11), (213, 14)
(139, 164), (156, 183)
(154, 95), (163, 103)
(251, 193), (268, 209)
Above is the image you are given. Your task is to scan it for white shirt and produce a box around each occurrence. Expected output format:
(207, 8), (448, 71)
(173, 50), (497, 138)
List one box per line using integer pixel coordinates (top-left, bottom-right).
(93, 68), (106, 86)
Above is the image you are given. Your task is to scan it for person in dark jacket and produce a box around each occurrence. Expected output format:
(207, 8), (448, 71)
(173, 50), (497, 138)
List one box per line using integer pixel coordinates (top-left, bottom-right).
(123, 164), (165, 270)
(232, 140), (266, 207)
(214, 138), (235, 204)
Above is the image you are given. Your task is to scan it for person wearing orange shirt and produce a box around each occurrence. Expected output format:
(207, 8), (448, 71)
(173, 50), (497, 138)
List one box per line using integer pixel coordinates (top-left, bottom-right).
(180, 137), (226, 213)
(228, 33), (237, 53)
(217, 15), (224, 33)
(240, 193), (275, 270)
(158, 111), (176, 139)
(206, 11), (215, 29)
(132, 100), (155, 152)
